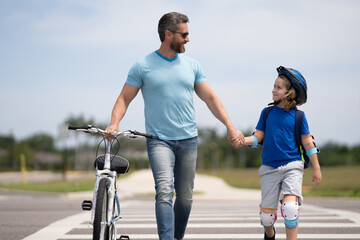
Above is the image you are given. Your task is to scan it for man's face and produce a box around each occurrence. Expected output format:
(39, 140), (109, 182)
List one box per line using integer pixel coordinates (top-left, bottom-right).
(170, 23), (189, 53)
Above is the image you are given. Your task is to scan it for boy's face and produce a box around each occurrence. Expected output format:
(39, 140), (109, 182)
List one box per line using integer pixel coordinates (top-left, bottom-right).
(272, 77), (288, 103)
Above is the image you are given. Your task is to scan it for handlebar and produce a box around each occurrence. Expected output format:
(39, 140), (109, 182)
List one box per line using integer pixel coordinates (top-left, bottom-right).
(68, 125), (153, 139)
(68, 125), (91, 131)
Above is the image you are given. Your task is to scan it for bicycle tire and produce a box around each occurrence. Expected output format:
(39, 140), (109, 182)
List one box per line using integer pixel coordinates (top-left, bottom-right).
(93, 178), (110, 240)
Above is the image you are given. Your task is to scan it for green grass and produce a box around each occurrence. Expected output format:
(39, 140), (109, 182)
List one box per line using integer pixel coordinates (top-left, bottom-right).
(198, 166), (360, 197)
(0, 179), (95, 193)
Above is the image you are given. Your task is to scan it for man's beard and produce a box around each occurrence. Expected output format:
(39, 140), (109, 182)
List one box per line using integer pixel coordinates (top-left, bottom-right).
(170, 41), (185, 53)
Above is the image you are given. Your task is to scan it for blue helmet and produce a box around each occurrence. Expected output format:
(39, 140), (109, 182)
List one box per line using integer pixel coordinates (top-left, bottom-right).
(277, 66), (307, 106)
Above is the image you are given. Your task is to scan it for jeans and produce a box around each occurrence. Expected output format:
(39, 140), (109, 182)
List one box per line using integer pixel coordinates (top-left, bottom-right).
(146, 137), (198, 240)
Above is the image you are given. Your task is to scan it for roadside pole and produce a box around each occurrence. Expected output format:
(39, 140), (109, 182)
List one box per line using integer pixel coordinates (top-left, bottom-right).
(20, 153), (27, 184)
(58, 125), (69, 181)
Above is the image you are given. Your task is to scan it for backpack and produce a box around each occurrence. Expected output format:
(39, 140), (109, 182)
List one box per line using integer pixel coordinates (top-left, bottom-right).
(260, 106), (318, 169)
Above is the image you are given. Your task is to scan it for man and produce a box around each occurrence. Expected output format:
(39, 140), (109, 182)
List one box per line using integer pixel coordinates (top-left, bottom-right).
(105, 12), (244, 240)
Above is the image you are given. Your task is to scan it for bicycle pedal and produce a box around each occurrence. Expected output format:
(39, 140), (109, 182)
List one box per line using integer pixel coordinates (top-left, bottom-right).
(118, 235), (130, 240)
(82, 200), (92, 211)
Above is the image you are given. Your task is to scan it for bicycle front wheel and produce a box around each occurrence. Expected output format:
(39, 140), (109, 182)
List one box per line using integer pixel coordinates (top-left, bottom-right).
(93, 178), (109, 240)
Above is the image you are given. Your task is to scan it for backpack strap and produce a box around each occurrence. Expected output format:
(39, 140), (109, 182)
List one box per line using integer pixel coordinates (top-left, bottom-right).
(294, 110), (304, 147)
(257, 106), (274, 145)
(262, 106), (274, 132)
(295, 110), (312, 168)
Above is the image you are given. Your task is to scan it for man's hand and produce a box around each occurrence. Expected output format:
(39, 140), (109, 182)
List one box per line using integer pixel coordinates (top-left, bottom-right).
(105, 124), (119, 139)
(227, 127), (245, 148)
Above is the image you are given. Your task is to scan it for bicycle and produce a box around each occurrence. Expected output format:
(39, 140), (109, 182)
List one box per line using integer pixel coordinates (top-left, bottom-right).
(68, 125), (152, 240)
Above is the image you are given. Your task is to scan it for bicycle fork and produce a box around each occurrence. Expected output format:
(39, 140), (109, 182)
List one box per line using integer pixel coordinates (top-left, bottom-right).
(90, 171), (117, 222)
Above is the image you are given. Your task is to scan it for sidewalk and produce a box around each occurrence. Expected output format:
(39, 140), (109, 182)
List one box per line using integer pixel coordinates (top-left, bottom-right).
(109, 169), (260, 201)
(7, 169), (260, 201)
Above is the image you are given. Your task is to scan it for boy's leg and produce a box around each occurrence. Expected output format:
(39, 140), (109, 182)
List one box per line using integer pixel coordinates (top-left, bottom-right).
(282, 195), (299, 240)
(260, 207), (277, 238)
(258, 165), (282, 239)
(280, 161), (304, 240)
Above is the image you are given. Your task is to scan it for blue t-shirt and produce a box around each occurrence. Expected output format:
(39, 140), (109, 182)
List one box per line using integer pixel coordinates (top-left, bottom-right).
(126, 51), (207, 140)
(256, 106), (310, 167)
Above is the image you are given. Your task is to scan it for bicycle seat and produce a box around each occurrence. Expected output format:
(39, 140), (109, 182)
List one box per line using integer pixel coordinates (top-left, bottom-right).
(94, 155), (129, 174)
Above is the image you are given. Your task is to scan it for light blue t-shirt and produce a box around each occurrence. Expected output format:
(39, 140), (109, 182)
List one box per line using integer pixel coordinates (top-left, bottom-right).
(256, 106), (310, 167)
(126, 51), (207, 140)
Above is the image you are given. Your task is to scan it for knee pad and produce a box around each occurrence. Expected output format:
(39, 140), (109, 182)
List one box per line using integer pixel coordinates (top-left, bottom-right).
(260, 211), (277, 227)
(281, 201), (299, 228)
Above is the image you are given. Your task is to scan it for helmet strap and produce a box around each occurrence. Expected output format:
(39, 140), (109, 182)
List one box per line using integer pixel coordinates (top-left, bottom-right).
(268, 100), (281, 106)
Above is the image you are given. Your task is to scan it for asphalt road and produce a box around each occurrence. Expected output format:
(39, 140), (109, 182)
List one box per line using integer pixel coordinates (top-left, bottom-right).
(1, 170), (360, 239)
(305, 197), (360, 214)
(0, 190), (80, 240)
(1, 190), (360, 240)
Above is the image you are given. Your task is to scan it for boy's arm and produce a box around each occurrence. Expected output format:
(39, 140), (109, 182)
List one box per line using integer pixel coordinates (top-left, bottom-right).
(302, 134), (322, 186)
(244, 130), (264, 147)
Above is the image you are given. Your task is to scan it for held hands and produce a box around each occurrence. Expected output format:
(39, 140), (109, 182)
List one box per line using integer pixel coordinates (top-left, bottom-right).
(227, 127), (245, 148)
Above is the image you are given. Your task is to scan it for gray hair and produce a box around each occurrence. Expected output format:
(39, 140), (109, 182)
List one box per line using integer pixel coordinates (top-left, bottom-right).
(158, 12), (189, 42)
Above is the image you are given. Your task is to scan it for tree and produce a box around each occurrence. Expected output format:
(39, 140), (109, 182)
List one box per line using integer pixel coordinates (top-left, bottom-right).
(0, 134), (16, 170)
(64, 113), (110, 169)
(22, 134), (56, 152)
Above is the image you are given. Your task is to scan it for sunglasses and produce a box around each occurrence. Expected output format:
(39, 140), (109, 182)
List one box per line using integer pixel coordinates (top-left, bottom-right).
(170, 30), (189, 39)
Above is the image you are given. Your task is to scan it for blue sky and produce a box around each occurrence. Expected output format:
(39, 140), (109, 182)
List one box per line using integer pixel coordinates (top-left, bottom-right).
(0, 0), (359, 146)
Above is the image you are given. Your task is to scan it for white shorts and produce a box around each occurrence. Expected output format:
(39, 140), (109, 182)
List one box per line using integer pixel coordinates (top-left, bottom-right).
(259, 161), (304, 209)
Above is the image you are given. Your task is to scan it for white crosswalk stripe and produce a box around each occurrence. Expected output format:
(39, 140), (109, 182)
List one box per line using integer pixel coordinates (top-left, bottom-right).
(58, 234), (360, 239)
(49, 199), (360, 240)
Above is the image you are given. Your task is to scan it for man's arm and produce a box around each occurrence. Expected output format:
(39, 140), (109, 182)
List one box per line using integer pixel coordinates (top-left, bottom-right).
(195, 81), (244, 147)
(105, 83), (140, 134)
